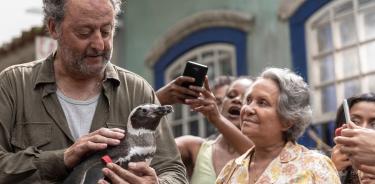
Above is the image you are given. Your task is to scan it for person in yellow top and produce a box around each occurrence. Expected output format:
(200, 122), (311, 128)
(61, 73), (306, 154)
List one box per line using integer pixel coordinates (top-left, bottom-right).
(216, 67), (341, 184)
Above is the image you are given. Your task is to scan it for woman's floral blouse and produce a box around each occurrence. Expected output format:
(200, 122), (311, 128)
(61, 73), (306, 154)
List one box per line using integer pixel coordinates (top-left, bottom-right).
(216, 141), (340, 184)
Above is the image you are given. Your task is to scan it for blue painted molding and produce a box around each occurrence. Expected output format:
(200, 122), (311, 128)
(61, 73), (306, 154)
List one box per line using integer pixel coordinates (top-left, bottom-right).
(289, 0), (332, 147)
(153, 27), (247, 89)
(289, 0), (331, 81)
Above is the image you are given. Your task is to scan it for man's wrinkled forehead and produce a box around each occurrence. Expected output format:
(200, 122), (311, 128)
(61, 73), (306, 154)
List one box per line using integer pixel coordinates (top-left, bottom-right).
(63, 0), (115, 26)
(66, 0), (115, 17)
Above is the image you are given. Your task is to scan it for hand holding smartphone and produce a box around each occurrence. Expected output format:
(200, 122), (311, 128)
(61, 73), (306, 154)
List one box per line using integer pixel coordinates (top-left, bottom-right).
(335, 127), (343, 137)
(181, 61), (208, 88)
(335, 99), (351, 137)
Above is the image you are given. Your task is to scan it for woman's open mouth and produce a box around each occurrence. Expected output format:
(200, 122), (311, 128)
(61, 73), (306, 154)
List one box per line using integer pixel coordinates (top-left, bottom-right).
(228, 106), (241, 118)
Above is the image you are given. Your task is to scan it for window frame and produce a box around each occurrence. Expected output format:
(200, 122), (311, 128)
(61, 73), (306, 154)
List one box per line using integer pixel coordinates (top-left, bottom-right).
(306, 0), (375, 123)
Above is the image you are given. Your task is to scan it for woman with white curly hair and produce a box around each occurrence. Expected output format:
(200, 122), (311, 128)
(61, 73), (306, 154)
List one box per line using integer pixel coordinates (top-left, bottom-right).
(216, 67), (340, 184)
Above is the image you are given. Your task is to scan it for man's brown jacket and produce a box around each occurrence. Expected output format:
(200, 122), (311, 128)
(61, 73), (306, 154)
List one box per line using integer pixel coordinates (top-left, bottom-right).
(0, 55), (187, 184)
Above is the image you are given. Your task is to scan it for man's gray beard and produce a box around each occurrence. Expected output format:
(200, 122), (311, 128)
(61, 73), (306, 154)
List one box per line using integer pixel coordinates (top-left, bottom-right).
(61, 46), (112, 78)
(74, 57), (110, 77)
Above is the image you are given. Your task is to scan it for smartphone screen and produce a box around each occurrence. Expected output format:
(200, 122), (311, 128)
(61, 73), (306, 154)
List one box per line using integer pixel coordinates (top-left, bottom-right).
(343, 99), (351, 124)
(181, 61), (208, 88)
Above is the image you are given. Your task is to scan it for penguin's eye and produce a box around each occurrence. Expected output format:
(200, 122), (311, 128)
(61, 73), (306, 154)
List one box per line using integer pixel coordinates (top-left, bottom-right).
(142, 108), (147, 113)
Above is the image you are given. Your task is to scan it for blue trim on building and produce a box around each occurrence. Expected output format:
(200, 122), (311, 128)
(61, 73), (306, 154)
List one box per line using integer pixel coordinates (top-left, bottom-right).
(289, 0), (331, 147)
(325, 121), (336, 146)
(153, 27), (248, 89)
(289, 0), (331, 80)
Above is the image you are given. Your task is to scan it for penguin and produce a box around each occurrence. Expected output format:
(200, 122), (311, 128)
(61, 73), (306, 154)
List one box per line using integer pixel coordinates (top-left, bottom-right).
(63, 104), (173, 184)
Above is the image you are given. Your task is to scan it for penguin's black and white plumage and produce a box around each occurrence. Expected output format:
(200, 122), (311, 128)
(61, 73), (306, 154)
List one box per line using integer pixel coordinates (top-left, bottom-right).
(63, 104), (173, 184)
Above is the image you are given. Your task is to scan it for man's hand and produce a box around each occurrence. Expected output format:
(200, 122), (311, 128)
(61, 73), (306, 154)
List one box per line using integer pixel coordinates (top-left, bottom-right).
(156, 76), (199, 105)
(64, 128), (125, 169)
(98, 162), (159, 184)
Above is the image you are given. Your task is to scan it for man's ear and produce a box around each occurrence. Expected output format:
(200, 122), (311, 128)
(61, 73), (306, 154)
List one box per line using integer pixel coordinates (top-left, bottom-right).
(47, 18), (59, 40)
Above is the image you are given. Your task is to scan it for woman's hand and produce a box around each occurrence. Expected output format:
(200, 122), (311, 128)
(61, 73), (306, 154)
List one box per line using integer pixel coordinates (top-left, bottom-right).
(335, 125), (375, 168)
(357, 166), (375, 181)
(331, 144), (351, 171)
(185, 77), (221, 124)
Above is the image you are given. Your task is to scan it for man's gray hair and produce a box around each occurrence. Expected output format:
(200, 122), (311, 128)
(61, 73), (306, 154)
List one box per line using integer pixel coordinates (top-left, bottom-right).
(260, 67), (312, 142)
(42, 0), (123, 26)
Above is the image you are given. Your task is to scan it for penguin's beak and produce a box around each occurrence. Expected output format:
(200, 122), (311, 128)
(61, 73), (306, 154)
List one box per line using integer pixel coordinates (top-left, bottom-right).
(157, 105), (173, 115)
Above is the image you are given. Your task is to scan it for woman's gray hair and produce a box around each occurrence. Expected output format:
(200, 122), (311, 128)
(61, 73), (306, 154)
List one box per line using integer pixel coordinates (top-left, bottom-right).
(42, 0), (123, 26)
(260, 67), (312, 142)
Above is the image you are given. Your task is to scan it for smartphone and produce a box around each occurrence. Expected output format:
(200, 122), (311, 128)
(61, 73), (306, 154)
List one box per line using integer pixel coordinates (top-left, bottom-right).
(343, 99), (351, 124)
(181, 61), (208, 88)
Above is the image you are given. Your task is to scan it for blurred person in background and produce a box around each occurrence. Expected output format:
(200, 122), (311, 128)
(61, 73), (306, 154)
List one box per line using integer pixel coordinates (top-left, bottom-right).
(216, 67), (340, 184)
(156, 75), (236, 178)
(184, 76), (253, 184)
(157, 75), (253, 183)
(333, 93), (375, 184)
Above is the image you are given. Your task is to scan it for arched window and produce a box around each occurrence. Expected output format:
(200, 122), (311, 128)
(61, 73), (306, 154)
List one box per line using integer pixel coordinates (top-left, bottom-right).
(146, 10), (253, 137)
(165, 43), (236, 137)
(306, 0), (375, 123)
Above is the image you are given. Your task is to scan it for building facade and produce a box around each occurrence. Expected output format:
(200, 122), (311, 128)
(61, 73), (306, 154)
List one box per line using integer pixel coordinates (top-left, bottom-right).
(116, 0), (375, 148)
